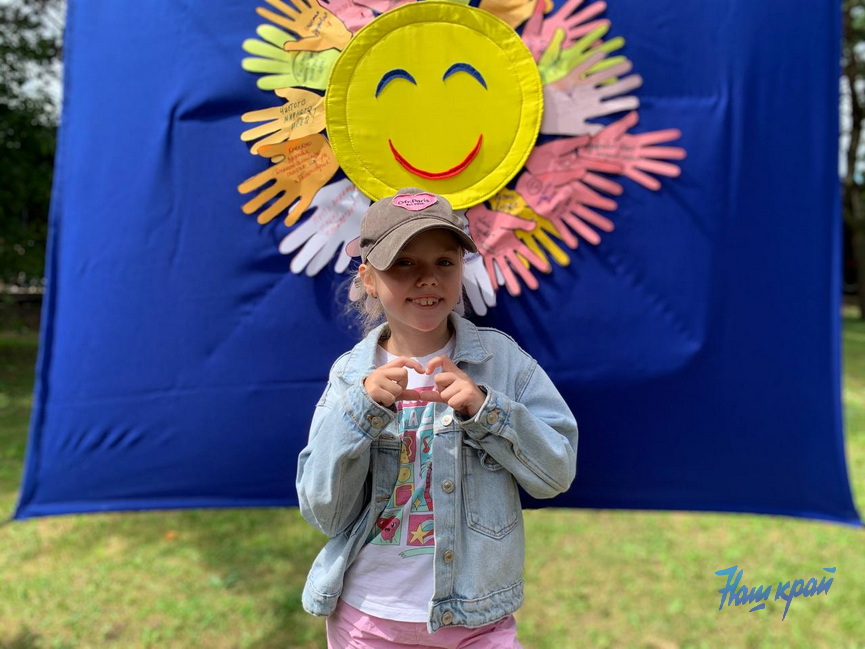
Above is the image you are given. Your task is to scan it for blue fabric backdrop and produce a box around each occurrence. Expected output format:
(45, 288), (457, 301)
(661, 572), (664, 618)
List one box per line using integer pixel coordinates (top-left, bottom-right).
(14, 0), (861, 525)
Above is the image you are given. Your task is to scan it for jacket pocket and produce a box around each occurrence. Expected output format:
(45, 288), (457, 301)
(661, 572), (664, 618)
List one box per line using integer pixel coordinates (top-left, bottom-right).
(369, 436), (401, 515)
(461, 446), (520, 539)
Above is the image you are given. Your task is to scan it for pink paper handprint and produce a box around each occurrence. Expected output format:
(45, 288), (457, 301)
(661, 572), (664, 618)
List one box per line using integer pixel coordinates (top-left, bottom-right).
(522, 0), (610, 62)
(516, 138), (623, 249)
(578, 111), (686, 190)
(524, 135), (624, 220)
(525, 133), (623, 179)
(320, 0), (375, 32)
(465, 204), (551, 296)
(355, 0), (416, 14)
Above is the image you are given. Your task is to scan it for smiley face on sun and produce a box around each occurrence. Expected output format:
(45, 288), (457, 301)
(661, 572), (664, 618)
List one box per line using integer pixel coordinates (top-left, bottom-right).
(238, 0), (687, 313)
(325, 2), (542, 208)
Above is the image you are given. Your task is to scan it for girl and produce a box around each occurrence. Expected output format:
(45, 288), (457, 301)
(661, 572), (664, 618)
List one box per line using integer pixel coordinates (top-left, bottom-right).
(296, 188), (578, 648)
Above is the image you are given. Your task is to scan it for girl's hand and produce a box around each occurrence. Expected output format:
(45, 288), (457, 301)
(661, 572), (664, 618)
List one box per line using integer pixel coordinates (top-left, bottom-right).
(418, 356), (487, 418)
(363, 356), (425, 408)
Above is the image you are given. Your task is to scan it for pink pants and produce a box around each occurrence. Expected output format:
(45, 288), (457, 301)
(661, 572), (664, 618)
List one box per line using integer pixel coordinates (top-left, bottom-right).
(326, 600), (523, 649)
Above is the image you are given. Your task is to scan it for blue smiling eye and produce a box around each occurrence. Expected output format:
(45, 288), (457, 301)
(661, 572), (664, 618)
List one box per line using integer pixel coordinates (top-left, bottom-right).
(375, 68), (417, 97)
(442, 62), (487, 89)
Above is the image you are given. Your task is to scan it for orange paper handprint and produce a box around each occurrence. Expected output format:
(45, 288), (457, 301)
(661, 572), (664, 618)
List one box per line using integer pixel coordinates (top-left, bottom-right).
(258, 0), (352, 52)
(238, 134), (339, 226)
(241, 88), (326, 155)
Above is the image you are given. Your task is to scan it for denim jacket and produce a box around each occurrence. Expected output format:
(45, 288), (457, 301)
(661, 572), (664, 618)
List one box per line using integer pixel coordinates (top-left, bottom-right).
(296, 313), (578, 633)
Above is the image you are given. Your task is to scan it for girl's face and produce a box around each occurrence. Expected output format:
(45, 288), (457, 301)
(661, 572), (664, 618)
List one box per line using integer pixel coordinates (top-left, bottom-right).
(360, 229), (463, 349)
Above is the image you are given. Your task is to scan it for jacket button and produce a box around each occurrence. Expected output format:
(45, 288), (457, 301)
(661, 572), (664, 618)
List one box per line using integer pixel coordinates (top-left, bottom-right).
(442, 414), (453, 426)
(441, 479), (454, 493)
(486, 410), (500, 425)
(441, 611), (454, 625)
(370, 416), (383, 429)
(443, 549), (454, 563)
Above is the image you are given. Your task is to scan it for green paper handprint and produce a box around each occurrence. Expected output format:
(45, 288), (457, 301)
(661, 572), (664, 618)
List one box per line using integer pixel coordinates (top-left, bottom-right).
(242, 24), (339, 90)
(537, 25), (626, 86)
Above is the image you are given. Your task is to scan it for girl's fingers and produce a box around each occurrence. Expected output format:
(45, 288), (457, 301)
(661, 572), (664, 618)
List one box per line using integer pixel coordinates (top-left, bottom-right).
(434, 372), (455, 388)
(368, 357), (484, 410)
(437, 383), (462, 403)
(415, 389), (445, 403)
(384, 356), (425, 374)
(437, 379), (479, 403)
(426, 356), (445, 374)
(439, 384), (484, 416)
(366, 387), (395, 407)
(380, 367), (409, 388)
(376, 379), (403, 399)
(426, 355), (462, 375)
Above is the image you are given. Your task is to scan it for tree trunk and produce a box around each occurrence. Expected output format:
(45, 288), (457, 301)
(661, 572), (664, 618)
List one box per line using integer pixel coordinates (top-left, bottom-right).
(842, 4), (864, 317)
(854, 226), (865, 319)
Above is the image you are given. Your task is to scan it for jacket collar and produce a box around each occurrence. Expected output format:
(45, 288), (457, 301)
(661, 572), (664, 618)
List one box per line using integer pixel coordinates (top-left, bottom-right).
(338, 313), (492, 384)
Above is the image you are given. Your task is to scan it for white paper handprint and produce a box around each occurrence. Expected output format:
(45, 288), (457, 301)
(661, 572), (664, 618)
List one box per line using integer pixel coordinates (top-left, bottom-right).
(278, 178), (370, 275)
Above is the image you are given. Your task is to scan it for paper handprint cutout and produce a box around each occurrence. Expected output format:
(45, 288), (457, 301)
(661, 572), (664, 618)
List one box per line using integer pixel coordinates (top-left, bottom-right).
(238, 134), (339, 226)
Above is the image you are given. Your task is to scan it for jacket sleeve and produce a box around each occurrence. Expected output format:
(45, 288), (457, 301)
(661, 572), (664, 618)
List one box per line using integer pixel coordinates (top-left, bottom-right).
(296, 355), (397, 537)
(455, 359), (578, 499)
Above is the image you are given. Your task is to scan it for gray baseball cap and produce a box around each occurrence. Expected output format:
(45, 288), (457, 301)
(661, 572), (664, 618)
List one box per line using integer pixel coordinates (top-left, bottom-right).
(359, 188), (477, 270)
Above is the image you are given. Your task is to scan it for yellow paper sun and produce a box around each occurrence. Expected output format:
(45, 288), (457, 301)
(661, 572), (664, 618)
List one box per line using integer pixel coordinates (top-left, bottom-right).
(238, 0), (686, 313)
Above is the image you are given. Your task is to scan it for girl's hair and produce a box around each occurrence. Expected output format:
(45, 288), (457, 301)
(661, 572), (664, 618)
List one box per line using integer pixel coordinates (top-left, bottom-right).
(346, 271), (387, 337)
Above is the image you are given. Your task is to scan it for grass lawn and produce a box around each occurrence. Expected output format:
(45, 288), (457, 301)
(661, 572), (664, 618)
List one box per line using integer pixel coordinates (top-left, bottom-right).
(0, 317), (863, 649)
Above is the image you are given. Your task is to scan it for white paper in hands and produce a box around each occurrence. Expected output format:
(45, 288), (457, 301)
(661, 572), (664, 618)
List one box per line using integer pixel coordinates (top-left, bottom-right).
(278, 179), (370, 275)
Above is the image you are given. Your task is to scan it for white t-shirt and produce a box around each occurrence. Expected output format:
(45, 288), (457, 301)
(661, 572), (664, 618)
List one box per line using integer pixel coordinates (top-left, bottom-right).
(340, 336), (455, 622)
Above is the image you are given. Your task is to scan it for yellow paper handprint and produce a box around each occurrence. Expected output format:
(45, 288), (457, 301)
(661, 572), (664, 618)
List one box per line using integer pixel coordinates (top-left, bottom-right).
(488, 188), (571, 268)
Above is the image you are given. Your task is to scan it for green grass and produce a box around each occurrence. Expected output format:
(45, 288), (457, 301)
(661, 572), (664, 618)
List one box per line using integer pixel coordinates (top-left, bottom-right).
(0, 320), (863, 649)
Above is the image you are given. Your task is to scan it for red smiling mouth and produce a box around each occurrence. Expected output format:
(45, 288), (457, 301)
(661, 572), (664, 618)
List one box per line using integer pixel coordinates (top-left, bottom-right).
(389, 134), (483, 180)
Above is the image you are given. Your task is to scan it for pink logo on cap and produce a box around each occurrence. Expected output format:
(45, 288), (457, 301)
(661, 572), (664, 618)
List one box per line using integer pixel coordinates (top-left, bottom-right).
(392, 193), (438, 211)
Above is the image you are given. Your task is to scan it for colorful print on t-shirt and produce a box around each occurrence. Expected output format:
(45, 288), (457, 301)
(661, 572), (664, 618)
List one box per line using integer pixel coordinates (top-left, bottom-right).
(367, 392), (437, 558)
(338, 337), (454, 621)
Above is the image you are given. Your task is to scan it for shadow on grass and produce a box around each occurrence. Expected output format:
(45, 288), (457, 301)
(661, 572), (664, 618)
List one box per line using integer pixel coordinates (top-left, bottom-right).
(0, 628), (72, 649)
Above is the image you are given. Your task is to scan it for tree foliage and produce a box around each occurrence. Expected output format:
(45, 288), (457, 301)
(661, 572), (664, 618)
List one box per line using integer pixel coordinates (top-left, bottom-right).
(0, 0), (63, 287)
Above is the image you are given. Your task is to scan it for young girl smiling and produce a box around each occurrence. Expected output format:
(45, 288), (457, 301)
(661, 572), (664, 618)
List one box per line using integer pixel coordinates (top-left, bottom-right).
(297, 188), (578, 648)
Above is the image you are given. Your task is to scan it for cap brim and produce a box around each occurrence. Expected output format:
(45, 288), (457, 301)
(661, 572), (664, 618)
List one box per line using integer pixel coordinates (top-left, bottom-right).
(365, 219), (478, 270)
